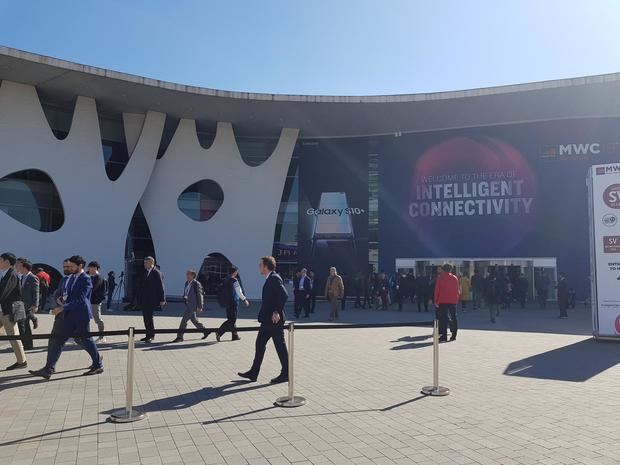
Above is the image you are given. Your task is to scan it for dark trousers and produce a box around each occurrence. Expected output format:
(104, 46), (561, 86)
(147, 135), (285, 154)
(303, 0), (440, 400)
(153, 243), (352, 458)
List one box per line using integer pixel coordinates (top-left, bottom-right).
(559, 296), (569, 317)
(249, 324), (288, 377)
(50, 317), (86, 350)
(294, 292), (309, 317)
(362, 292), (371, 309)
(45, 318), (101, 372)
(537, 289), (548, 308)
(39, 289), (49, 313)
(472, 289), (483, 309)
(142, 309), (155, 339)
(310, 293), (316, 313)
(218, 304), (239, 338)
(437, 304), (457, 338)
(380, 291), (388, 310)
(341, 294), (347, 310)
(417, 294), (428, 312)
(17, 318), (33, 350)
(354, 293), (362, 308)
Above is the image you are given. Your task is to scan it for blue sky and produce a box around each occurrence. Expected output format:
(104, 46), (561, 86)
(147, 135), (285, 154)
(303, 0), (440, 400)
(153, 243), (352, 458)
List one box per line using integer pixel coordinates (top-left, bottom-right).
(0, 0), (618, 95)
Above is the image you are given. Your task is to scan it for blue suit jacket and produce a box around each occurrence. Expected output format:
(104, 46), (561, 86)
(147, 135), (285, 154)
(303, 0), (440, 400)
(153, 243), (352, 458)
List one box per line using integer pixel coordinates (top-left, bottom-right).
(63, 272), (93, 322)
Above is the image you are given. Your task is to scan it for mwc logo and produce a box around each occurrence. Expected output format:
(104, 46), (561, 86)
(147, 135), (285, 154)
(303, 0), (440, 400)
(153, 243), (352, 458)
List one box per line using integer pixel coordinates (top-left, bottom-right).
(559, 143), (600, 155)
(596, 165), (620, 176)
(542, 143), (600, 158)
(543, 142), (620, 160)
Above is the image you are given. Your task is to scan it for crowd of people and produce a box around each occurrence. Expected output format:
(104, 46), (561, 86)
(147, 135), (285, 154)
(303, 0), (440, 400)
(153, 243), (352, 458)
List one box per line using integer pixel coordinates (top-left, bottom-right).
(0, 248), (576, 381)
(286, 266), (576, 324)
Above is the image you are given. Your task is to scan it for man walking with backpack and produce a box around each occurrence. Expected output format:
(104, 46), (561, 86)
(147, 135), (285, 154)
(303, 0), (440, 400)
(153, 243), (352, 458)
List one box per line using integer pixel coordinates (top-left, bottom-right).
(215, 266), (250, 341)
(171, 269), (208, 342)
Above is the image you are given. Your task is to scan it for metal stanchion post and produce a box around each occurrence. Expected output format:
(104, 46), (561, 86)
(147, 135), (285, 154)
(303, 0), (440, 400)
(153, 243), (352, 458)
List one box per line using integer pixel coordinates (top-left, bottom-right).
(275, 322), (306, 407)
(109, 327), (146, 422)
(421, 319), (450, 396)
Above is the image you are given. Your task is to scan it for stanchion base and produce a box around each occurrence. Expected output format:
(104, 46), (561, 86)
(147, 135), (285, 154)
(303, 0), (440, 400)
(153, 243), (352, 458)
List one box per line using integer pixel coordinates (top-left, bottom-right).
(421, 386), (450, 396)
(274, 396), (306, 408)
(108, 409), (147, 423)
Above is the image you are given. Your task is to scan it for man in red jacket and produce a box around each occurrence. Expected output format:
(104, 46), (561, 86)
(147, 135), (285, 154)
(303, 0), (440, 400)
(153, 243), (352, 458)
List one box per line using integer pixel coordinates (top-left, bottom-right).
(434, 264), (461, 342)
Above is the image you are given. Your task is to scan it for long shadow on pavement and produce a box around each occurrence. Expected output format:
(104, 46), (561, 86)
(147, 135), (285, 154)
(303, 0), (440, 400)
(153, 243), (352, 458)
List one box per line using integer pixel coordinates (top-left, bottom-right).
(203, 395), (427, 424)
(102, 381), (270, 413)
(140, 341), (217, 351)
(504, 338), (620, 382)
(0, 372), (89, 391)
(390, 334), (433, 350)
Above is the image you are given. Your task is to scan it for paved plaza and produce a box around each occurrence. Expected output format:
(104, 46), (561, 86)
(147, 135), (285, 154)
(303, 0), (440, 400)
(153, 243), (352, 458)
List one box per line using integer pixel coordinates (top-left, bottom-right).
(0, 301), (619, 465)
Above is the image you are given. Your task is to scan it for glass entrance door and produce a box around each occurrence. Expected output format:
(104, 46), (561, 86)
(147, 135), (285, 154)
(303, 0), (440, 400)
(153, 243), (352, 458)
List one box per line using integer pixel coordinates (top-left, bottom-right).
(395, 257), (557, 304)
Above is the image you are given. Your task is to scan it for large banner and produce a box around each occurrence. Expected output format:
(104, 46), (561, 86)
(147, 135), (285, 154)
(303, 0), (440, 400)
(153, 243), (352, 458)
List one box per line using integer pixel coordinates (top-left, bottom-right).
(298, 140), (369, 281)
(379, 118), (620, 298)
(589, 163), (620, 337)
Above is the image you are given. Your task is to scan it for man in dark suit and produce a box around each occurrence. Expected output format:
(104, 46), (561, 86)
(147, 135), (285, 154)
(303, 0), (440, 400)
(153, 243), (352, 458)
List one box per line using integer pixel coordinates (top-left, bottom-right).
(0, 252), (28, 370)
(30, 255), (103, 379)
(238, 256), (289, 384)
(15, 258), (40, 350)
(294, 268), (312, 319)
(135, 256), (165, 343)
(308, 271), (318, 314)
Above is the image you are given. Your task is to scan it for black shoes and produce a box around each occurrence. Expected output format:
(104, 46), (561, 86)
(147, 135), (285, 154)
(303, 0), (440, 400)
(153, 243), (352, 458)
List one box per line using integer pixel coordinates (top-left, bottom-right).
(270, 374), (288, 384)
(438, 337), (448, 343)
(215, 333), (221, 342)
(142, 338), (153, 344)
(83, 366), (104, 376)
(449, 336), (457, 342)
(6, 361), (27, 371)
(237, 371), (257, 382)
(201, 330), (210, 340)
(171, 338), (183, 343)
(33, 319), (39, 330)
(232, 335), (240, 341)
(29, 368), (51, 380)
(89, 355), (104, 371)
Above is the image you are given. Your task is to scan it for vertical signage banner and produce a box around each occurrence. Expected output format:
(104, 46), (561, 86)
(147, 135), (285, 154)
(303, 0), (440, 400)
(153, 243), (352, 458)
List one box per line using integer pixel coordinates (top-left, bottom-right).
(590, 163), (620, 337)
(298, 140), (369, 280)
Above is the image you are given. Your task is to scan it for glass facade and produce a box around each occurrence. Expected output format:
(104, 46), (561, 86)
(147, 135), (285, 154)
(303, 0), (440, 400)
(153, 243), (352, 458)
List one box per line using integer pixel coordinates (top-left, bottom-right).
(367, 153), (379, 273)
(272, 149), (299, 279)
(237, 138), (279, 166)
(177, 180), (224, 221)
(0, 169), (64, 232)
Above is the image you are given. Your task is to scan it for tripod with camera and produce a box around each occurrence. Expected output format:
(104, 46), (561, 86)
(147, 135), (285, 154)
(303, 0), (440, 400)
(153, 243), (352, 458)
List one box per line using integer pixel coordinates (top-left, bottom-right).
(110, 271), (126, 310)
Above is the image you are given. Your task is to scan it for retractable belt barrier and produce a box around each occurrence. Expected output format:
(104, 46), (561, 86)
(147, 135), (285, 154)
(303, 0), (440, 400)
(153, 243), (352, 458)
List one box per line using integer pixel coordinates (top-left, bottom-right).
(0, 320), (449, 422)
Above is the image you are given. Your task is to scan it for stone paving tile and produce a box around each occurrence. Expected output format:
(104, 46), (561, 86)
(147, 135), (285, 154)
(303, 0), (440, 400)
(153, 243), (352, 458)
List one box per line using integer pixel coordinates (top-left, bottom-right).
(0, 303), (617, 464)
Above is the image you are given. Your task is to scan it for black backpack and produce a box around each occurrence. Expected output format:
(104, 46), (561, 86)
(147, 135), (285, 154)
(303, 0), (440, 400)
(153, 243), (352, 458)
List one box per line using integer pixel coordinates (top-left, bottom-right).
(217, 281), (228, 308)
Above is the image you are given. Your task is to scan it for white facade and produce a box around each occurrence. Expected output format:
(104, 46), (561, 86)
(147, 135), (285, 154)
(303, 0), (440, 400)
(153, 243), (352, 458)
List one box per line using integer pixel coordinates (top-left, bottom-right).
(140, 121), (298, 297)
(0, 80), (297, 298)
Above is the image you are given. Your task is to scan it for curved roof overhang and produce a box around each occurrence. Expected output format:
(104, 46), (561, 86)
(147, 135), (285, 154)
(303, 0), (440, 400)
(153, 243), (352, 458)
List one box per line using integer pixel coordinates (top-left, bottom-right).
(1, 45), (619, 138)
